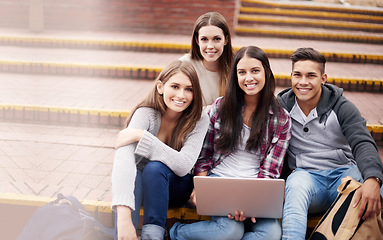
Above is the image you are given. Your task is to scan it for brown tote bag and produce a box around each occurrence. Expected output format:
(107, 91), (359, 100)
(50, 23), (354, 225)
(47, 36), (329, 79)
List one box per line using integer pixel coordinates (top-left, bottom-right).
(309, 176), (383, 240)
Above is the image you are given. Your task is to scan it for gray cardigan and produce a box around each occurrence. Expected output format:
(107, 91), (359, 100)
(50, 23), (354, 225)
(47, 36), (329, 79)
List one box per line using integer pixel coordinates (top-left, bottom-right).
(111, 107), (209, 210)
(277, 84), (383, 183)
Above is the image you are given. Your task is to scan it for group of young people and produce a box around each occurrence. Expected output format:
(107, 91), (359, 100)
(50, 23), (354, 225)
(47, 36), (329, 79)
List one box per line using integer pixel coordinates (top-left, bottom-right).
(111, 12), (383, 240)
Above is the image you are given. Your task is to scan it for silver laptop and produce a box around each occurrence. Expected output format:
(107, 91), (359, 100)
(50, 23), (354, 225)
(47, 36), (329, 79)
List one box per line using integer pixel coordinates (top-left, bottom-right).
(193, 176), (285, 218)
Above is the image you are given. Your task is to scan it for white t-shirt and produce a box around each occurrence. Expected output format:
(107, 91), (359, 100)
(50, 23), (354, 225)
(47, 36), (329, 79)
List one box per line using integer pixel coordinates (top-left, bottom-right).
(291, 100), (318, 125)
(211, 124), (261, 178)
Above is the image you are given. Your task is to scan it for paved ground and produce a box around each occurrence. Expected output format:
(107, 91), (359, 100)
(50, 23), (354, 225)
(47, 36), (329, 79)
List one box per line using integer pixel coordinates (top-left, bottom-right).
(0, 26), (382, 206)
(0, 121), (116, 202)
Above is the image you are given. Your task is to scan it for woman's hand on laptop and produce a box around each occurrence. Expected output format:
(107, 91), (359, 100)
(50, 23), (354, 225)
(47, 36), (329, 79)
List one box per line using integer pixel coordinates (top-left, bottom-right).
(191, 171), (209, 206)
(228, 211), (256, 223)
(190, 189), (197, 206)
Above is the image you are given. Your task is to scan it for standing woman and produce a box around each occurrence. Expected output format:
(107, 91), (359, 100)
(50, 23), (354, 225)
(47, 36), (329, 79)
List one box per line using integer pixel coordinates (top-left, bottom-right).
(112, 60), (209, 240)
(180, 12), (234, 106)
(170, 46), (292, 240)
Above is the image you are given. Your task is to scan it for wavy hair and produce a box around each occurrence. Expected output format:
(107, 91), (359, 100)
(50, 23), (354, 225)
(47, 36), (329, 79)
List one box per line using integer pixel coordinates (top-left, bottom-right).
(126, 60), (203, 151)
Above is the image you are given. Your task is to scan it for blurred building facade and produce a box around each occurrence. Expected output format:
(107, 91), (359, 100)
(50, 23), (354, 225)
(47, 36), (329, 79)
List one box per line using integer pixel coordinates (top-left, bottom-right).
(0, 0), (238, 34)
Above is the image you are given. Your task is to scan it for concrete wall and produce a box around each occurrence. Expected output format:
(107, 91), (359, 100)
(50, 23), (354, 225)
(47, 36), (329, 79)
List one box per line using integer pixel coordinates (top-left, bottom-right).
(0, 0), (238, 35)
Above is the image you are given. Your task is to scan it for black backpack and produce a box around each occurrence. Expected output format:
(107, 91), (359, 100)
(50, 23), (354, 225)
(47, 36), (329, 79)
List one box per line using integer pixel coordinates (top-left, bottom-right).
(17, 193), (114, 240)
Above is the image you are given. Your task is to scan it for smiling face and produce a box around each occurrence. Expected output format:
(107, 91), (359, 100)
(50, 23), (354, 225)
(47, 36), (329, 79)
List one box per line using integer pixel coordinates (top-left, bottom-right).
(291, 60), (327, 111)
(237, 56), (266, 98)
(197, 25), (227, 69)
(157, 71), (194, 116)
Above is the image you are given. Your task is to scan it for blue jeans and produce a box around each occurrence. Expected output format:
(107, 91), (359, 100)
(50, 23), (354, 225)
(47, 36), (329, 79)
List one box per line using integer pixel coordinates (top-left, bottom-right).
(282, 165), (376, 240)
(170, 216), (281, 240)
(115, 161), (194, 240)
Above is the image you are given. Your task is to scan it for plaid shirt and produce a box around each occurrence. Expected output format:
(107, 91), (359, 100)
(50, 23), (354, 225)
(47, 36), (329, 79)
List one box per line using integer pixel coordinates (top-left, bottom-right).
(194, 97), (292, 179)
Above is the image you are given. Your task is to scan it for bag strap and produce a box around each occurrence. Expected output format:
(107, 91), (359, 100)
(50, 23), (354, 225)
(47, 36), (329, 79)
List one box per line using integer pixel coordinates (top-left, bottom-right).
(337, 176), (362, 195)
(63, 194), (89, 213)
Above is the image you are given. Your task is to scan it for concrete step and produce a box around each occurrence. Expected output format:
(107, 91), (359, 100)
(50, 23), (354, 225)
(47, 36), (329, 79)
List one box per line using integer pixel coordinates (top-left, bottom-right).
(238, 14), (383, 33)
(241, 0), (383, 20)
(0, 46), (382, 92)
(238, 0), (383, 43)
(236, 24), (383, 44)
(239, 6), (383, 24)
(1, 31), (383, 64)
(0, 61), (382, 93)
(0, 72), (382, 139)
(0, 73), (153, 128)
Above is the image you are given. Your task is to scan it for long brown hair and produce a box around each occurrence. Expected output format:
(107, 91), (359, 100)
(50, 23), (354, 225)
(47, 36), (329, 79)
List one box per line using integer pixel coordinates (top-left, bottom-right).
(190, 12), (233, 96)
(126, 60), (203, 151)
(216, 46), (280, 153)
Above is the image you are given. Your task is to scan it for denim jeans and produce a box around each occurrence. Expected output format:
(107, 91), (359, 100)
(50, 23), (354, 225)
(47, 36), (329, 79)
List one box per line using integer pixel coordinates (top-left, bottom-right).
(115, 161), (194, 240)
(282, 165), (366, 240)
(170, 216), (281, 240)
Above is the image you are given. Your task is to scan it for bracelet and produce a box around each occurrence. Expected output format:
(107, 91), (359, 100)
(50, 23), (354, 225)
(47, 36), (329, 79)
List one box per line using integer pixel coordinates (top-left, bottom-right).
(370, 177), (382, 187)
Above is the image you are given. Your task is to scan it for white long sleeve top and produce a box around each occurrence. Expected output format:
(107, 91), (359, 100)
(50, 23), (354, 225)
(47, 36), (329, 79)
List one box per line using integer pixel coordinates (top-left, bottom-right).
(111, 107), (209, 210)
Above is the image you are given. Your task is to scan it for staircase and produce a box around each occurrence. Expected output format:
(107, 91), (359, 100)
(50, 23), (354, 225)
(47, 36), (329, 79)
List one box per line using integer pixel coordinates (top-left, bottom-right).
(0, 0), (382, 238)
(237, 0), (383, 43)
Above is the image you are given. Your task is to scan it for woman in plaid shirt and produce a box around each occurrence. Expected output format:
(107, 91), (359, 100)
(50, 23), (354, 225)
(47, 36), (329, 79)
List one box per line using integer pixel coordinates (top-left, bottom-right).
(170, 46), (292, 240)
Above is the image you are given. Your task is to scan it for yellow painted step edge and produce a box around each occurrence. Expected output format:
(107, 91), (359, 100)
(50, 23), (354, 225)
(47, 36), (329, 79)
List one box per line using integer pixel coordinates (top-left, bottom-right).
(1, 37), (382, 62)
(1, 104), (382, 133)
(0, 36), (191, 51)
(241, 0), (383, 15)
(0, 60), (163, 73)
(0, 104), (130, 118)
(236, 26), (383, 42)
(238, 15), (383, 31)
(1, 61), (383, 84)
(0, 193), (112, 213)
(240, 6), (383, 22)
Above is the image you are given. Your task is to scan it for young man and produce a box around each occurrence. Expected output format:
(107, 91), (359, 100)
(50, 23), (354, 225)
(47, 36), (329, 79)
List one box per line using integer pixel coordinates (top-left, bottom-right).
(277, 47), (383, 239)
